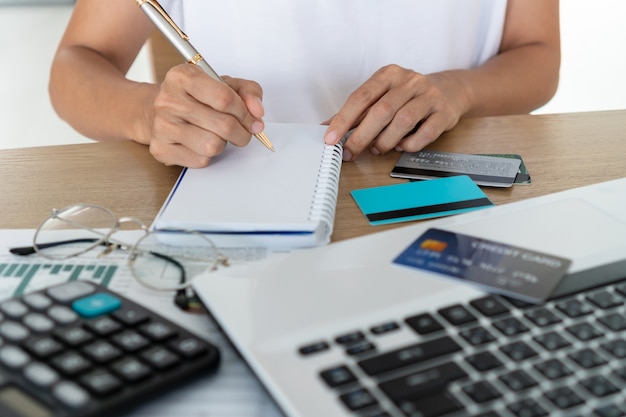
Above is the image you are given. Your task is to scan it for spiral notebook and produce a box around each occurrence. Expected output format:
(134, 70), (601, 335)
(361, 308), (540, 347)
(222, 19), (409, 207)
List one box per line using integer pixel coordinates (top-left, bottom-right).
(152, 123), (343, 248)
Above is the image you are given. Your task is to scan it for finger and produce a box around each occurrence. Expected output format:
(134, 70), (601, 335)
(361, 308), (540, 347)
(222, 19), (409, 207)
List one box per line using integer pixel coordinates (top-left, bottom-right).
(324, 73), (390, 145)
(225, 76), (265, 119)
(370, 100), (430, 154)
(175, 66), (262, 137)
(395, 113), (449, 152)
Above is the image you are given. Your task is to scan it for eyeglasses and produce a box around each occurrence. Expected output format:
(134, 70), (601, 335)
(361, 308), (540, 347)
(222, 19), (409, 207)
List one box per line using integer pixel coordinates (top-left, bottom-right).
(10, 204), (229, 311)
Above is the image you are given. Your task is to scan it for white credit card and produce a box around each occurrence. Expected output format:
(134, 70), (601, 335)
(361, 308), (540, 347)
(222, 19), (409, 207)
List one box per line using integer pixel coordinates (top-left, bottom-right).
(391, 150), (522, 187)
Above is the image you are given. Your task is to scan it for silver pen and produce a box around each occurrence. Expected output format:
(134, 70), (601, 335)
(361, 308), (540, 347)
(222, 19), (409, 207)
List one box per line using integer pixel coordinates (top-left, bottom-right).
(135, 0), (275, 152)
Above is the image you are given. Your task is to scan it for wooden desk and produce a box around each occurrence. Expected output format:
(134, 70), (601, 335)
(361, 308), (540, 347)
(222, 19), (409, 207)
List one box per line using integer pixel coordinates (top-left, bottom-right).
(1, 110), (625, 242)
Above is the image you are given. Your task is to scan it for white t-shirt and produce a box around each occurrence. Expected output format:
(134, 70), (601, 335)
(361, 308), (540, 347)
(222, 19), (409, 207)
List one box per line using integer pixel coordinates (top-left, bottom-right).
(159, 1), (507, 123)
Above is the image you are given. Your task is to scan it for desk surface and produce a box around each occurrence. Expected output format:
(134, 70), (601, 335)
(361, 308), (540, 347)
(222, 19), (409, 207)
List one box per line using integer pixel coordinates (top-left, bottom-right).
(1, 110), (625, 241)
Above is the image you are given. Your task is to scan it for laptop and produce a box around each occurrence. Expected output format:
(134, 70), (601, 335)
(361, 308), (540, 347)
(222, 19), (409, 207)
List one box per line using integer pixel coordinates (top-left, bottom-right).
(194, 177), (626, 417)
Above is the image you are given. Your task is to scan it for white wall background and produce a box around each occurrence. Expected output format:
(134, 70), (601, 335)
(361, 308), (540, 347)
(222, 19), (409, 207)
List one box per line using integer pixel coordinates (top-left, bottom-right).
(1, 1), (625, 149)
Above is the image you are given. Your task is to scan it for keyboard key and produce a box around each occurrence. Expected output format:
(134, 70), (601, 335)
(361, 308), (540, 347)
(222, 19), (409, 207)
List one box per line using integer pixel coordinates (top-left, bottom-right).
(492, 317), (529, 336)
(534, 358), (572, 380)
(469, 296), (509, 317)
(544, 386), (584, 410)
(298, 341), (329, 356)
(358, 336), (461, 377)
(593, 403), (625, 417)
(507, 398), (547, 417)
(346, 341), (376, 356)
(335, 331), (366, 345)
(405, 313), (444, 335)
(586, 290), (623, 309)
(465, 351), (503, 372)
(524, 307), (561, 327)
(602, 339), (626, 358)
(370, 321), (400, 335)
(462, 380), (501, 404)
(438, 304), (477, 326)
(499, 341), (537, 361)
(320, 365), (357, 388)
(339, 387), (378, 411)
(580, 375), (620, 397)
(396, 391), (463, 417)
(568, 348), (607, 369)
(566, 323), (603, 341)
(459, 326), (496, 346)
(598, 313), (626, 331)
(499, 370), (537, 391)
(379, 362), (467, 402)
(533, 331), (571, 351)
(555, 299), (593, 318)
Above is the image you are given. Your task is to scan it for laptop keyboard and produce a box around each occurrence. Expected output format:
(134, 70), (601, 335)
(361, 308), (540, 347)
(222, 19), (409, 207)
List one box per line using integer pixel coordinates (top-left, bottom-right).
(298, 279), (626, 417)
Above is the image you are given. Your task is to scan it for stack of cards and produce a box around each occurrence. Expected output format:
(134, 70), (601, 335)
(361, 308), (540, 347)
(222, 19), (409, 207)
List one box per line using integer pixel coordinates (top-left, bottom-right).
(391, 150), (529, 187)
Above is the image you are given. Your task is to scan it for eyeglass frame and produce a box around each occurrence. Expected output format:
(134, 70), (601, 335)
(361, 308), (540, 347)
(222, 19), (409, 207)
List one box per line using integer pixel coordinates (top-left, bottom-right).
(9, 203), (229, 311)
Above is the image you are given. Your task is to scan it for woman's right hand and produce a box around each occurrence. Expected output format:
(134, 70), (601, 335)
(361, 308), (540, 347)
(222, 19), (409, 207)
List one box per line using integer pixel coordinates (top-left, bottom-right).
(147, 64), (266, 167)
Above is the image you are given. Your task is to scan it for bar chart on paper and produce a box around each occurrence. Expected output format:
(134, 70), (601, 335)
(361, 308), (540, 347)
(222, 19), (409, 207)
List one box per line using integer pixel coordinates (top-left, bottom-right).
(0, 261), (122, 300)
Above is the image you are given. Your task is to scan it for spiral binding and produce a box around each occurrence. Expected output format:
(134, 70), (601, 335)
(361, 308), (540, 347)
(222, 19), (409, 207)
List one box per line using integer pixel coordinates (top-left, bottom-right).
(308, 143), (344, 241)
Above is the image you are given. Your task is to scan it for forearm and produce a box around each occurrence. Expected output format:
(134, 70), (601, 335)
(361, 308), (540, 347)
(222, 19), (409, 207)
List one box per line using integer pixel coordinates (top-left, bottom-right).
(49, 45), (157, 144)
(432, 42), (560, 119)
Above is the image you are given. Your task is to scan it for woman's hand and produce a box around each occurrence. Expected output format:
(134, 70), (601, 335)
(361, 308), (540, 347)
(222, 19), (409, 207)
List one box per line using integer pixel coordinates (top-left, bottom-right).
(147, 64), (266, 167)
(323, 64), (468, 161)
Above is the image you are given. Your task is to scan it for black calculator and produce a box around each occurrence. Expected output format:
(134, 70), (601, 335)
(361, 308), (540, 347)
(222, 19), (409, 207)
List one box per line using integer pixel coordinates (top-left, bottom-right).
(0, 281), (220, 417)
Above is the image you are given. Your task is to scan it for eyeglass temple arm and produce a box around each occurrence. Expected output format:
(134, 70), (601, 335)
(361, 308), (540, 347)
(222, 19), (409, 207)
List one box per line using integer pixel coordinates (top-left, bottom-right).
(9, 238), (103, 256)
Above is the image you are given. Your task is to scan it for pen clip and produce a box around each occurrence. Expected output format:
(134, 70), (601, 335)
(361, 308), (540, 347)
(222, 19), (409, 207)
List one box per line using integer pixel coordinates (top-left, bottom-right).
(136, 0), (189, 41)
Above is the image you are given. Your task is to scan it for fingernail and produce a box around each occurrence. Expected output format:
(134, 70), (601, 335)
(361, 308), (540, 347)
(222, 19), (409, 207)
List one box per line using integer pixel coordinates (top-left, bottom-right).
(342, 149), (352, 161)
(395, 146), (403, 152)
(324, 130), (338, 145)
(371, 147), (380, 156)
(251, 121), (263, 135)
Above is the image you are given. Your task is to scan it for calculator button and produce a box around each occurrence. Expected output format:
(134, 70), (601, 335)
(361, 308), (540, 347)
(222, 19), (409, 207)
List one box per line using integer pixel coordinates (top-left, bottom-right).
(54, 326), (94, 347)
(140, 321), (177, 342)
(112, 330), (151, 353)
(80, 369), (123, 396)
(23, 293), (53, 310)
(23, 313), (55, 333)
(141, 346), (181, 370)
(23, 362), (60, 387)
(0, 300), (29, 318)
(84, 316), (123, 336)
(47, 281), (95, 303)
(170, 336), (209, 358)
(51, 352), (93, 376)
(52, 381), (91, 409)
(0, 345), (31, 369)
(111, 357), (153, 382)
(47, 305), (79, 325)
(72, 293), (122, 318)
(0, 321), (30, 342)
(82, 340), (123, 364)
(24, 336), (64, 358)
(112, 306), (150, 326)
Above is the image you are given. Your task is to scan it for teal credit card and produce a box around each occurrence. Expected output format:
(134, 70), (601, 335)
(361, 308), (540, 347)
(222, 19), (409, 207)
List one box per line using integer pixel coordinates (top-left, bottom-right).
(351, 175), (494, 225)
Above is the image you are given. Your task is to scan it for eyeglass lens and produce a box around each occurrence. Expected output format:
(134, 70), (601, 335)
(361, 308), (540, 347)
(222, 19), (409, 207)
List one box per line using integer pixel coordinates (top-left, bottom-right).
(34, 204), (118, 259)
